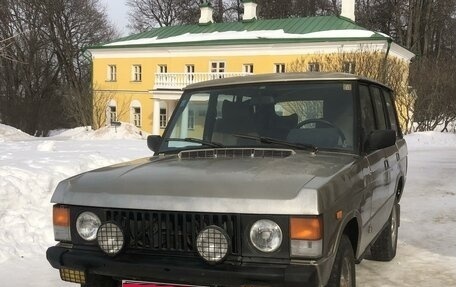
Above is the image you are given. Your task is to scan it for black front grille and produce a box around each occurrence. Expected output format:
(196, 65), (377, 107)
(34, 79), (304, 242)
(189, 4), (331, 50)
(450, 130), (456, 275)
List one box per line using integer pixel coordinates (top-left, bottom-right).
(105, 209), (241, 256)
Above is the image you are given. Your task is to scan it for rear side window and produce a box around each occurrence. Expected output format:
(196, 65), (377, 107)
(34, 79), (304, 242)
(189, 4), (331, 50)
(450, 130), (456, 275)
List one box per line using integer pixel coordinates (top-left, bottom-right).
(383, 90), (399, 136)
(359, 85), (376, 138)
(371, 86), (387, 130)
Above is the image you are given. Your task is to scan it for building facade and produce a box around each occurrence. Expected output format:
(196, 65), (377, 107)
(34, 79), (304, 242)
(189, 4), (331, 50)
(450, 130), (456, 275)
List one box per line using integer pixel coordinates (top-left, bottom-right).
(88, 1), (414, 134)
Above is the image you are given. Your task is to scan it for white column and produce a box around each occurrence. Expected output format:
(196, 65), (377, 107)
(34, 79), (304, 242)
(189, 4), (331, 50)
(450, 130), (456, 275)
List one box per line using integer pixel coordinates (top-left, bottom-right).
(153, 99), (161, 135)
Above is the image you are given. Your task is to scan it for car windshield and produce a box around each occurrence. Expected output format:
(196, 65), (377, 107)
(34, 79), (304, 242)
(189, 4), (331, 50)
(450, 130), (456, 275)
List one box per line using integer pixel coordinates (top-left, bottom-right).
(161, 81), (355, 153)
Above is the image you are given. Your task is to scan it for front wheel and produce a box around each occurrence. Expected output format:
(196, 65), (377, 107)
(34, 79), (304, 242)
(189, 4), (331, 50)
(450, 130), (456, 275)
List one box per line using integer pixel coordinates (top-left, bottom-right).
(326, 235), (356, 287)
(370, 203), (399, 261)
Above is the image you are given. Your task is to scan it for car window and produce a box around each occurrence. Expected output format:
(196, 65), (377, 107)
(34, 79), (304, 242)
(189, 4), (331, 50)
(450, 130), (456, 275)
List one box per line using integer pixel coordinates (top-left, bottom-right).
(383, 89), (399, 136)
(359, 85), (376, 139)
(371, 86), (387, 130)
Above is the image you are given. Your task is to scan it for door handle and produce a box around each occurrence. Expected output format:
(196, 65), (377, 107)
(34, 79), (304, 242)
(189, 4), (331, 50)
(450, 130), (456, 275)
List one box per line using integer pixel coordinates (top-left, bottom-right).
(384, 160), (389, 169)
(396, 153), (400, 162)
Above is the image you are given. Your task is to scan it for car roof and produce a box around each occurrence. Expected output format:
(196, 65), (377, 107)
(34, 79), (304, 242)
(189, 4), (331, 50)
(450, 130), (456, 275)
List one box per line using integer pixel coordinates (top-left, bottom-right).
(184, 72), (392, 91)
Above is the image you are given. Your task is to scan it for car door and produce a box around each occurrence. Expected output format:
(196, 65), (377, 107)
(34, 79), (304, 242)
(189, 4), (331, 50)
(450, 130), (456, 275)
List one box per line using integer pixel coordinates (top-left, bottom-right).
(369, 85), (394, 235)
(357, 84), (378, 251)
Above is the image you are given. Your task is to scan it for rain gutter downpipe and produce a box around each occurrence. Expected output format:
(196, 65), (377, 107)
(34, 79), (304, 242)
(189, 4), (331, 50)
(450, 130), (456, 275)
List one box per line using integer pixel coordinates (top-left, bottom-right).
(382, 38), (393, 82)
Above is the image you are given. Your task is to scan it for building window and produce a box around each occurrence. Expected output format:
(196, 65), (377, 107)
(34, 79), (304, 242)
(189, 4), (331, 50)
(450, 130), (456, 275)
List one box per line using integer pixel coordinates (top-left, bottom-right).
(342, 61), (356, 74)
(160, 108), (167, 128)
(274, 63), (285, 73)
(107, 65), (117, 81)
(243, 64), (254, 73)
(211, 61), (225, 79)
(133, 107), (141, 127)
(109, 106), (117, 123)
(185, 64), (195, 73)
(188, 109), (195, 130)
(308, 62), (320, 72)
(158, 64), (168, 73)
(132, 65), (142, 81)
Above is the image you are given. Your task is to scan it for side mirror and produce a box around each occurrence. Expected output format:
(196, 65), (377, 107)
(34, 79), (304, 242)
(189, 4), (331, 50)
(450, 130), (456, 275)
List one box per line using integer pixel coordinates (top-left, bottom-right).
(366, 130), (396, 151)
(147, 135), (162, 153)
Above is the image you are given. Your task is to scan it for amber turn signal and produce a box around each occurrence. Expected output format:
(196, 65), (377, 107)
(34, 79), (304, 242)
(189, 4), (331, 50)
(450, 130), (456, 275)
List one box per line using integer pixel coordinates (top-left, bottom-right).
(53, 205), (70, 227)
(290, 217), (322, 240)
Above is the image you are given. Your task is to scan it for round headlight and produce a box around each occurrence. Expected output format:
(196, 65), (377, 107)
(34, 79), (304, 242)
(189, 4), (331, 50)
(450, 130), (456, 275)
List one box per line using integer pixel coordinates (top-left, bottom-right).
(97, 222), (124, 255)
(249, 219), (283, 252)
(76, 212), (101, 241)
(196, 226), (230, 263)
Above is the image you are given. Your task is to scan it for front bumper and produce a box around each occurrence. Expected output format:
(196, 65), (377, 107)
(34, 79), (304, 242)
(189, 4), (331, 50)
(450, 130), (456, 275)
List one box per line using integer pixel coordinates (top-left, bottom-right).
(47, 246), (319, 287)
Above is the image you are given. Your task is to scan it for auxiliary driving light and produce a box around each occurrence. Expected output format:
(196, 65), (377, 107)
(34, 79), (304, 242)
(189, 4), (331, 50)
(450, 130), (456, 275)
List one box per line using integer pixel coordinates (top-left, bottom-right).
(59, 267), (86, 284)
(196, 225), (230, 263)
(97, 222), (125, 255)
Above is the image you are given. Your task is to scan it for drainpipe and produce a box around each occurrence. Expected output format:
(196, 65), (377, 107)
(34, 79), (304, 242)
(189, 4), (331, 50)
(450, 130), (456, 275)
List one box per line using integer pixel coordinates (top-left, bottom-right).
(382, 38), (392, 82)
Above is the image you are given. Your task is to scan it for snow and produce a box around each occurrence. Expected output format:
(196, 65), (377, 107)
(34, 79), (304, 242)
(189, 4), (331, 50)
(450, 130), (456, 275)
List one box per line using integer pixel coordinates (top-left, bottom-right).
(0, 126), (455, 286)
(105, 29), (379, 47)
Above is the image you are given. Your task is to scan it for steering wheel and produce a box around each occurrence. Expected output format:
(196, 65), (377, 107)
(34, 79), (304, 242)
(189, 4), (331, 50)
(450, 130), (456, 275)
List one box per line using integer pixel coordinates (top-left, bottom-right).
(296, 118), (346, 143)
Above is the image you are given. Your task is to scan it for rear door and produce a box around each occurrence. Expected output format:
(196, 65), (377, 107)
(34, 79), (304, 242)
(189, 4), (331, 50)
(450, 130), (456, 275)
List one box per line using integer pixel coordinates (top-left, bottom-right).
(369, 85), (396, 235)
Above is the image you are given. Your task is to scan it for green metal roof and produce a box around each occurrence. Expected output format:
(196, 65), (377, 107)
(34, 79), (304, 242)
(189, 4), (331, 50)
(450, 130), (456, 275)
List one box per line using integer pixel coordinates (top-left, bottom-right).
(91, 16), (389, 49)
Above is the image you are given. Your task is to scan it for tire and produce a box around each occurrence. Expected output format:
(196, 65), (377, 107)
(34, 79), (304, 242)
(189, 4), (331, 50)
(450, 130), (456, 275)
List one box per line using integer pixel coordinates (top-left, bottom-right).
(370, 203), (399, 261)
(81, 274), (119, 287)
(326, 235), (356, 287)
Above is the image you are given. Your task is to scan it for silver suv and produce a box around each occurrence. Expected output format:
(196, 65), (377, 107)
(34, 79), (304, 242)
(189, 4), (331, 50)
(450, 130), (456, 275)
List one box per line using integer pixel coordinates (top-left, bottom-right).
(47, 72), (407, 287)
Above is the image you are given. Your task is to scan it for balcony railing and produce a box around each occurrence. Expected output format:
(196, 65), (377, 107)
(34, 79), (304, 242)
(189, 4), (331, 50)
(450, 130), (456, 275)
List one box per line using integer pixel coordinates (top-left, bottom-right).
(154, 72), (253, 90)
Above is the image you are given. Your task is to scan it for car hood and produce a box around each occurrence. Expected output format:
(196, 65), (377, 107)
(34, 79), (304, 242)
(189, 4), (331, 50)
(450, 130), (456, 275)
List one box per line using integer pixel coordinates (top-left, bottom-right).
(52, 149), (357, 214)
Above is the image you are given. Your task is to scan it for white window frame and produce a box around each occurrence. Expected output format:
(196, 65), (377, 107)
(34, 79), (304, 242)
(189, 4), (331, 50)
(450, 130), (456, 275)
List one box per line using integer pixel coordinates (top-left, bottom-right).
(274, 63), (285, 73)
(185, 64), (195, 73)
(210, 61), (225, 79)
(107, 65), (117, 81)
(342, 61), (356, 74)
(308, 62), (320, 72)
(243, 64), (254, 74)
(132, 65), (142, 81)
(188, 109), (195, 130)
(133, 107), (141, 127)
(160, 108), (167, 128)
(109, 105), (117, 123)
(158, 64), (168, 74)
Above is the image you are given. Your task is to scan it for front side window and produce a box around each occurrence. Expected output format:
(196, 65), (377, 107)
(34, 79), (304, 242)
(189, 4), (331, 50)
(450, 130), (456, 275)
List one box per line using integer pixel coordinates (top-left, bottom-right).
(359, 85), (376, 140)
(371, 86), (387, 130)
(162, 82), (355, 152)
(132, 65), (142, 81)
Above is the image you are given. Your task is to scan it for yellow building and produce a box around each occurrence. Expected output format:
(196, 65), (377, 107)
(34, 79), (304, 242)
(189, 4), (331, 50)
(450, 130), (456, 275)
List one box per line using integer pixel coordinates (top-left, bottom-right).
(88, 0), (414, 134)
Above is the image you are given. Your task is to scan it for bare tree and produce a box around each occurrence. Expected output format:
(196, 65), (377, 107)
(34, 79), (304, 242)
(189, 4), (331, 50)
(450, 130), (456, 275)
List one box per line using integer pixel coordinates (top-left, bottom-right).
(0, 0), (115, 134)
(127, 0), (201, 31)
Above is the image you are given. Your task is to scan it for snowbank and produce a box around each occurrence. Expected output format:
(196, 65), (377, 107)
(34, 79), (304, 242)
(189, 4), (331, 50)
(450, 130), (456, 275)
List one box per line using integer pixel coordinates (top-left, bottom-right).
(0, 124), (32, 141)
(49, 123), (147, 140)
(404, 131), (456, 151)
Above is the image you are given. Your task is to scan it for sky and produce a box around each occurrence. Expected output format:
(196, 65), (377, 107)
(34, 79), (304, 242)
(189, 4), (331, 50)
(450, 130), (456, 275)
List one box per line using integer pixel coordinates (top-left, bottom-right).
(101, 0), (130, 36)
(1, 123), (456, 286)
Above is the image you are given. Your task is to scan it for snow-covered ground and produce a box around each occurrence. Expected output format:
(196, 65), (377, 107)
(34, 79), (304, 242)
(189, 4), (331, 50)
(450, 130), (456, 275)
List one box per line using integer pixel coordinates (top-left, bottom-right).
(0, 124), (455, 286)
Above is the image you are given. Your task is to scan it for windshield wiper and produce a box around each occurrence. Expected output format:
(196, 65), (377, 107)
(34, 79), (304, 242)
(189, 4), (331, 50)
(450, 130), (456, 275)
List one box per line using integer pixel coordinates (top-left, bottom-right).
(233, 134), (318, 153)
(166, 137), (225, 148)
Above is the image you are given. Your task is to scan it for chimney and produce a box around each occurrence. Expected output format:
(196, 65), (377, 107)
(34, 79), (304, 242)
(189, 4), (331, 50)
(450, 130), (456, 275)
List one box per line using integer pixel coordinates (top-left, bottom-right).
(199, 1), (214, 24)
(242, 0), (258, 22)
(341, 0), (355, 22)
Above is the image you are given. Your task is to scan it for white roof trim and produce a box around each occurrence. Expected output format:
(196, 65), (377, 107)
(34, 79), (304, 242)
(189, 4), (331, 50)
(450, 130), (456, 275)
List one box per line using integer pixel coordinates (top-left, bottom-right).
(104, 29), (379, 47)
